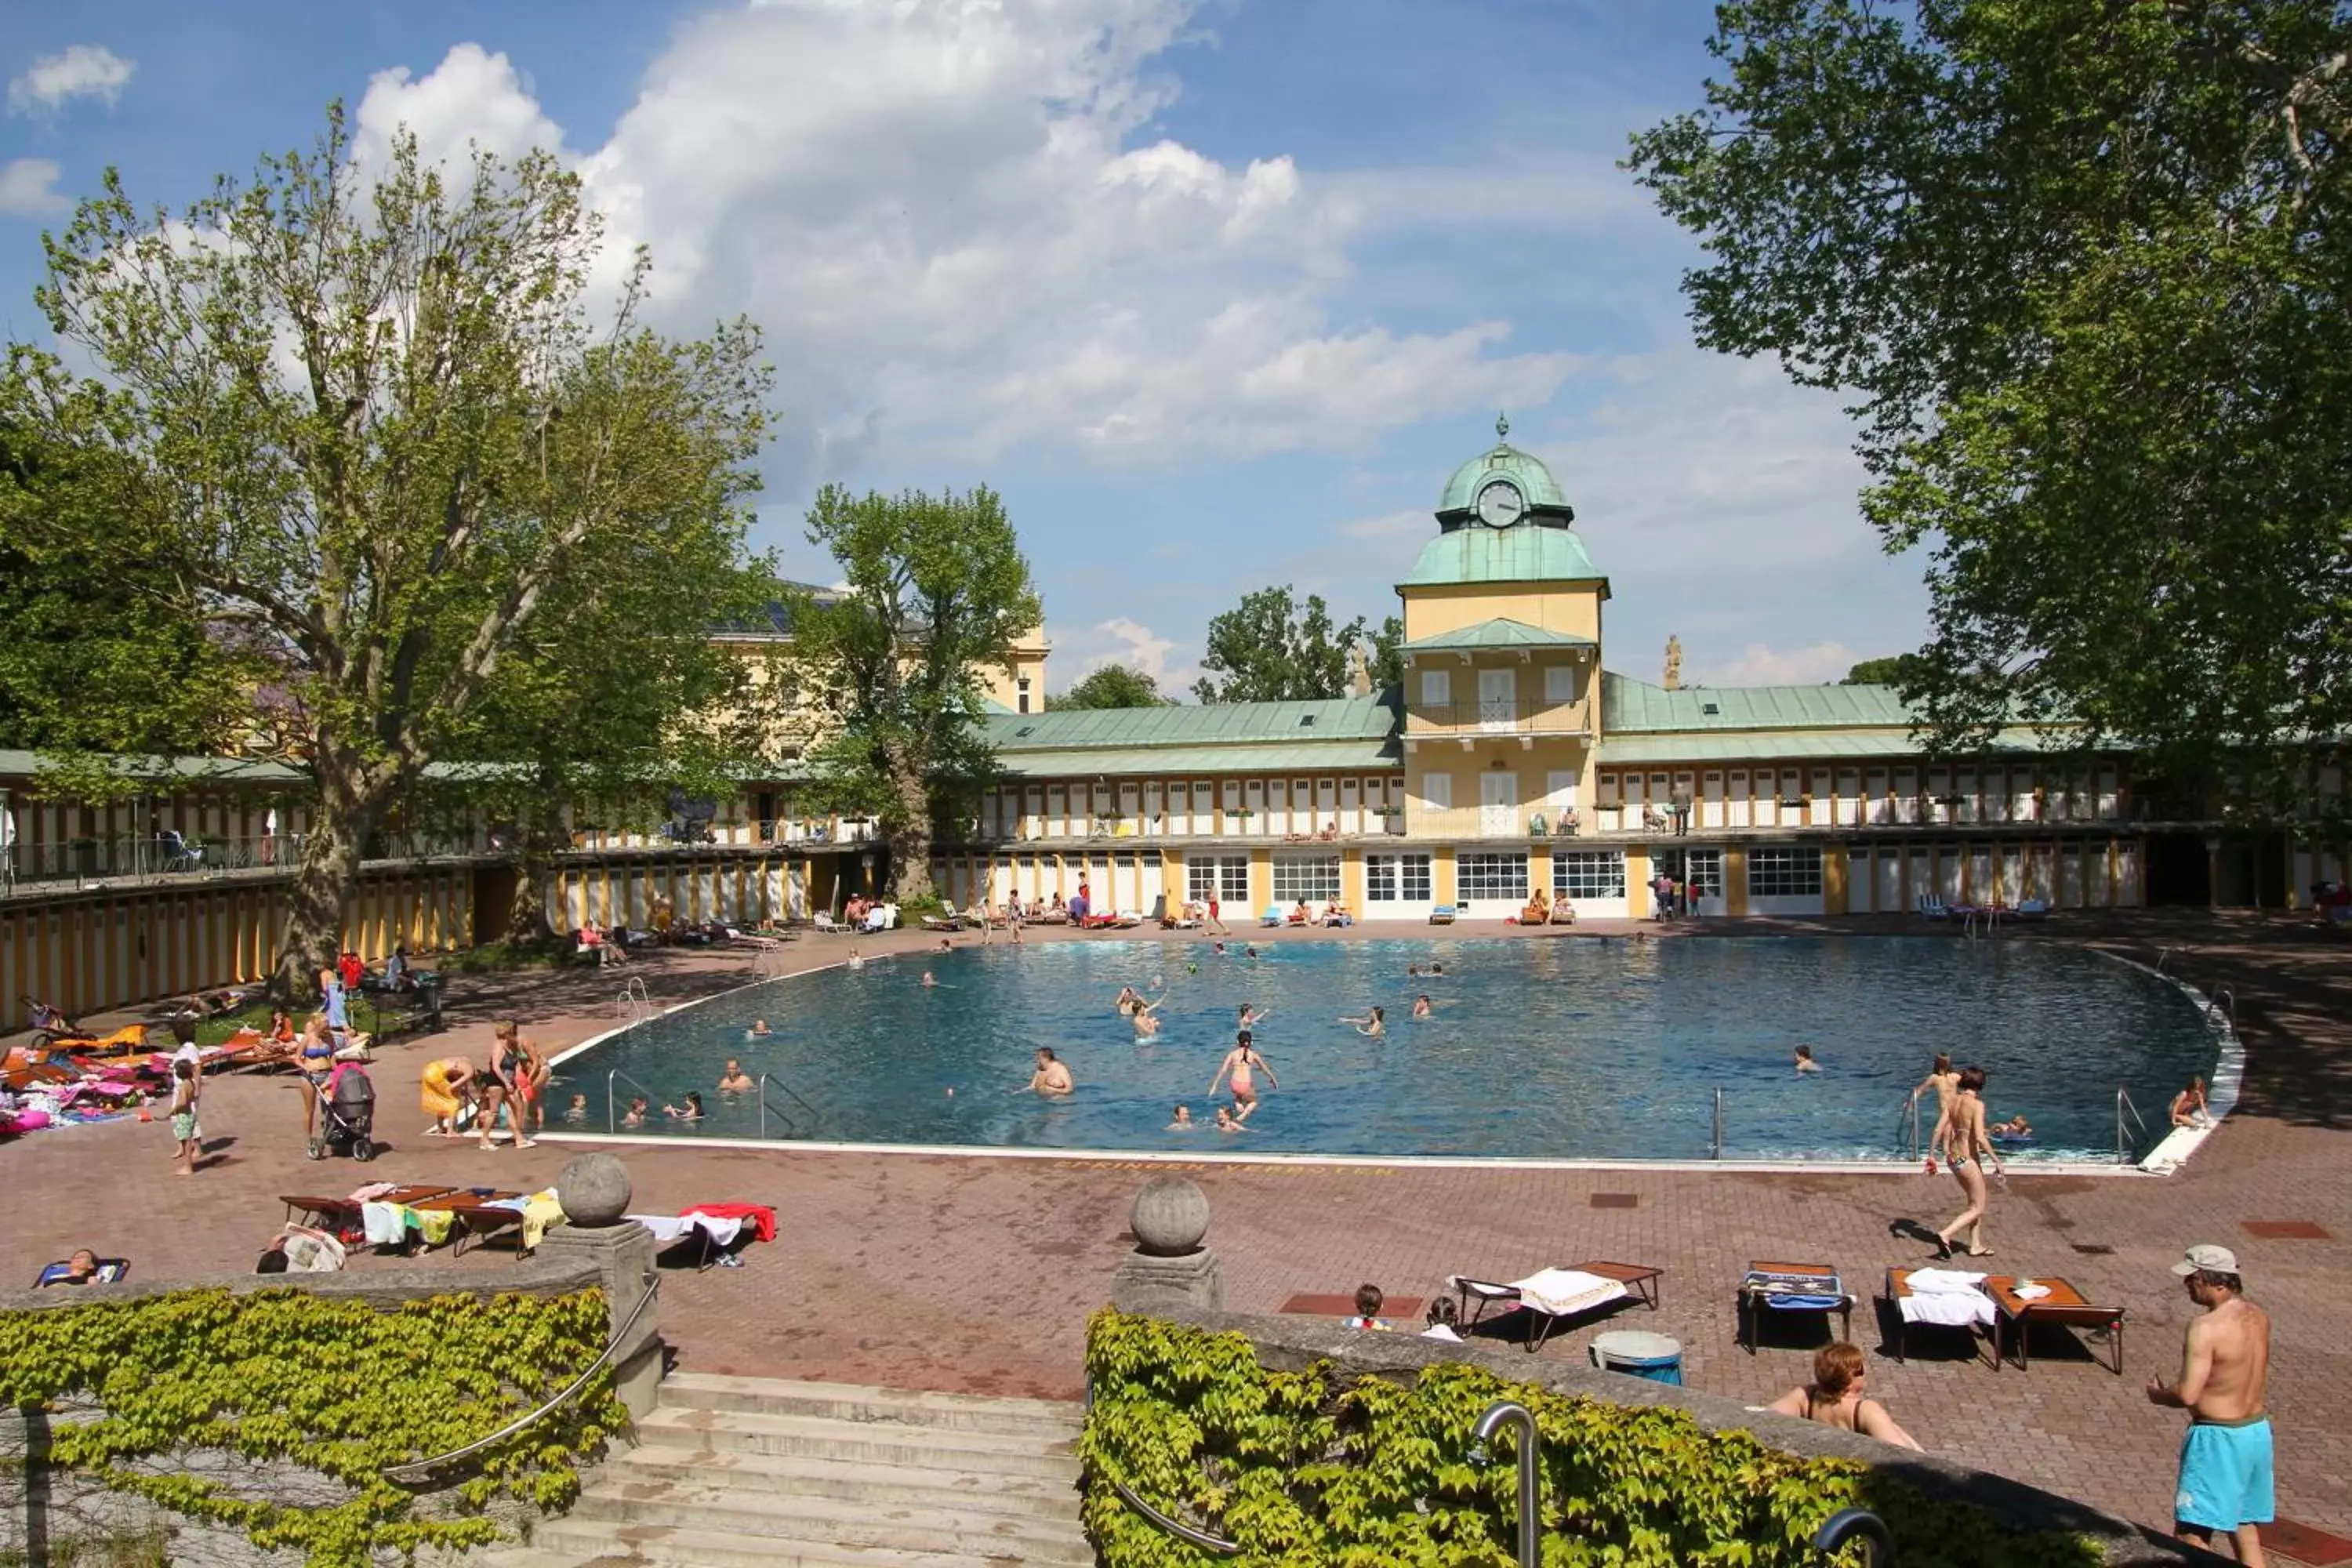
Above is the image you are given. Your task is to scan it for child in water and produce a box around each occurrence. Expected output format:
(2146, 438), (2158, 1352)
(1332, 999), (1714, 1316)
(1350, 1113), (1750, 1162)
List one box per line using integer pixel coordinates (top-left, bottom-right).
(663, 1092), (705, 1121)
(1167, 1105), (1193, 1130)
(622, 1094), (650, 1129)
(1412, 994), (1432, 1019)
(1794, 1045), (1820, 1073)
(564, 1093), (589, 1124)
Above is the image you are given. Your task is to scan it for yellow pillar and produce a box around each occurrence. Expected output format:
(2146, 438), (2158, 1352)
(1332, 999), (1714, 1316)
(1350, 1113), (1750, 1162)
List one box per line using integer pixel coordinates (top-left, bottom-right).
(1824, 844), (1850, 915)
(1627, 846), (1652, 919)
(1249, 848), (1272, 916)
(1432, 846), (1457, 906)
(1341, 848), (1366, 911)
(1724, 846), (1749, 918)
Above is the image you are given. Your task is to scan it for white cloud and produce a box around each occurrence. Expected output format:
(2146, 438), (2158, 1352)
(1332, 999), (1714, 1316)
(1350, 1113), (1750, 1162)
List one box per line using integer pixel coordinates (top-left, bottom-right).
(1701, 641), (1859, 688)
(350, 5), (1575, 485)
(8, 45), (136, 117)
(0, 158), (68, 216)
(1055, 616), (1197, 695)
(1337, 508), (1430, 539)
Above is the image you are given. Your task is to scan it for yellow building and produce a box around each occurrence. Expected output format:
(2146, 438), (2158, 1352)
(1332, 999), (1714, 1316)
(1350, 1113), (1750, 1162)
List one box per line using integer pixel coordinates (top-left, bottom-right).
(929, 422), (2201, 921)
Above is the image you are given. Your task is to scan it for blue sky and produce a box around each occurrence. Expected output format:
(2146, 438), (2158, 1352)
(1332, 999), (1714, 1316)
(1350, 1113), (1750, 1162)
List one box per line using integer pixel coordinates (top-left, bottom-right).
(0, 0), (1930, 696)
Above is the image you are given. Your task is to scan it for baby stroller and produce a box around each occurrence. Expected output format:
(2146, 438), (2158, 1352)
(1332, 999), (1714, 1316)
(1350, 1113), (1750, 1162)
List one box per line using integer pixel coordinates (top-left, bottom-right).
(309, 1059), (377, 1162)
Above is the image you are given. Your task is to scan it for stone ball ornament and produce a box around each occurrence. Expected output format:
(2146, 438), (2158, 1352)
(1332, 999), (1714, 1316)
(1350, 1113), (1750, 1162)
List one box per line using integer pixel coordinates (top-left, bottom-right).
(556, 1152), (633, 1227)
(1131, 1175), (1210, 1256)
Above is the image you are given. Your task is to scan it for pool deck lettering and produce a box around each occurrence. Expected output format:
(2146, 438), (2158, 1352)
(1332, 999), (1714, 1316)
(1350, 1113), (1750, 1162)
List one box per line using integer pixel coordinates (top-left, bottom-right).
(4, 909), (2348, 1548)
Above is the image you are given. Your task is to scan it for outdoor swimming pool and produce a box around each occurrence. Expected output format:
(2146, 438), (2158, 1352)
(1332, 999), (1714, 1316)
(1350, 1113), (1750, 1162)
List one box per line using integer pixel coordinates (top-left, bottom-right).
(560, 937), (2221, 1162)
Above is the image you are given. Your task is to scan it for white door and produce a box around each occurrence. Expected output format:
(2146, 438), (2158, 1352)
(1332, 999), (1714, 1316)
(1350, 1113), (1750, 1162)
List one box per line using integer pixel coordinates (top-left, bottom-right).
(1875, 851), (1900, 912)
(1266, 778), (1288, 836)
(1478, 669), (1516, 732)
(1728, 771), (1751, 829)
(1702, 771), (1724, 829)
(1142, 856), (1164, 914)
(1143, 781), (1161, 837)
(1339, 777), (1360, 833)
(1479, 771), (1517, 837)
(1316, 778), (1337, 829)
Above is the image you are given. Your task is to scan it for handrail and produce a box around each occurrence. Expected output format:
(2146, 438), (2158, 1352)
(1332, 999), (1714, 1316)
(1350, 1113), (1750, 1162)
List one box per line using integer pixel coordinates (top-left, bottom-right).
(608, 1068), (657, 1134)
(2206, 985), (2235, 1029)
(1471, 1400), (1541, 1568)
(386, 1276), (658, 1484)
(2116, 1086), (2149, 1165)
(1083, 1376), (1241, 1555)
(756, 1073), (817, 1139)
(1813, 1508), (1893, 1566)
(1711, 1087), (1724, 1159)
(2154, 946), (2174, 976)
(1899, 1091), (1924, 1163)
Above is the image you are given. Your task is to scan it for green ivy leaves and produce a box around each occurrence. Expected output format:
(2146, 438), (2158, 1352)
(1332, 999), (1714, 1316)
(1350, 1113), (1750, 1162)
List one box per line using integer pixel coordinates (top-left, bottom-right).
(1081, 1312), (2100, 1568)
(0, 1287), (624, 1568)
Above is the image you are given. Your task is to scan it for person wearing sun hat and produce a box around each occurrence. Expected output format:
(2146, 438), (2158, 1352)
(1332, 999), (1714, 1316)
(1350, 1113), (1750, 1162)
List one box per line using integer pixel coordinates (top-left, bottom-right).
(2147, 1244), (2272, 1563)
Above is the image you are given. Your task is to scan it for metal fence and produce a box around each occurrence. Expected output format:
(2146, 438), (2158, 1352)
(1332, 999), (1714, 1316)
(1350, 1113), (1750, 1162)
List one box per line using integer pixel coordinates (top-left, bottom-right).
(1, 831), (491, 893)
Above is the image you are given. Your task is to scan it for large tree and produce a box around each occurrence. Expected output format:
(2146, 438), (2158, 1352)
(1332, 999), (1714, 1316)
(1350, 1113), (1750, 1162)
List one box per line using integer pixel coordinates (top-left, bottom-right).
(1193, 586), (1401, 704)
(786, 485), (1039, 903)
(1628, 1), (2352, 819)
(1056, 664), (1171, 710)
(2, 109), (769, 993)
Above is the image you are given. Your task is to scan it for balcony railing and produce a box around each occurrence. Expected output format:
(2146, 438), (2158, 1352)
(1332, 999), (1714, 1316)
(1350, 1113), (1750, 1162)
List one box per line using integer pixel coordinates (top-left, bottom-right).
(1405, 699), (1592, 736)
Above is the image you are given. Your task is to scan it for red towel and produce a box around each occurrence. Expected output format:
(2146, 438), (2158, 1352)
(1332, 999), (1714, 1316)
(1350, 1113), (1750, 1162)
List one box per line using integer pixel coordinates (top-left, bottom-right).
(681, 1203), (776, 1243)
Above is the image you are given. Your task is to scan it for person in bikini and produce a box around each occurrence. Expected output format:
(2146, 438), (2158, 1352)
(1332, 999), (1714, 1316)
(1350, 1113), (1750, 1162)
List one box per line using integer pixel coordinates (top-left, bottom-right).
(1210, 1030), (1277, 1120)
(2149, 1245), (2273, 1565)
(1933, 1065), (2005, 1258)
(1341, 1006), (1385, 1038)
(1766, 1342), (1922, 1450)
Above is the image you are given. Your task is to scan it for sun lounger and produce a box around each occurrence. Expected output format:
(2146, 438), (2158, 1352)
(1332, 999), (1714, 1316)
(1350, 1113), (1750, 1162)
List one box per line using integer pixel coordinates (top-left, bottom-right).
(281, 1185), (457, 1231)
(1882, 1266), (1997, 1365)
(1445, 1261), (1660, 1352)
(812, 912), (847, 934)
(35, 1257), (129, 1287)
(412, 1189), (532, 1255)
(1258, 906), (1284, 927)
(1428, 904), (1457, 924)
(1737, 1260), (1855, 1354)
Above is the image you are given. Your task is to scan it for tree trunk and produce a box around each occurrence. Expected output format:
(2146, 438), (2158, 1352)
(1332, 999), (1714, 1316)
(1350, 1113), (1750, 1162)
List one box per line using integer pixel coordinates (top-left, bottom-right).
(272, 802), (368, 1002)
(887, 760), (935, 902)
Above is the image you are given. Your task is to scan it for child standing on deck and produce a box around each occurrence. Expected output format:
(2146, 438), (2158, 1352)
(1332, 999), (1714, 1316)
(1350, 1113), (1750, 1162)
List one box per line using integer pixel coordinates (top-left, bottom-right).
(169, 1059), (199, 1176)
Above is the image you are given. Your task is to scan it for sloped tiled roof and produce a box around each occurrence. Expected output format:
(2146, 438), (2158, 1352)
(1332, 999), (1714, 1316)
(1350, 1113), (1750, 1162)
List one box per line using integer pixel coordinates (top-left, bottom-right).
(986, 694), (1397, 751)
(1602, 672), (1915, 732)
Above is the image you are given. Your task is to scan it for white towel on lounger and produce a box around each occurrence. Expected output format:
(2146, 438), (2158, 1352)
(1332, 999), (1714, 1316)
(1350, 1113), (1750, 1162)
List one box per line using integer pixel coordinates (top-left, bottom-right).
(1506, 1268), (1628, 1319)
(1899, 1269), (1994, 1327)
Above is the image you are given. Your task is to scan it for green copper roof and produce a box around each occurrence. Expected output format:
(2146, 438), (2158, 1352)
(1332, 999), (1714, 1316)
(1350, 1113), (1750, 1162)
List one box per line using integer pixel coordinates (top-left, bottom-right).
(1439, 417), (1570, 514)
(1601, 673), (1915, 732)
(1400, 526), (1605, 590)
(1598, 725), (2064, 765)
(1400, 618), (1596, 653)
(993, 738), (1399, 779)
(986, 694), (1397, 752)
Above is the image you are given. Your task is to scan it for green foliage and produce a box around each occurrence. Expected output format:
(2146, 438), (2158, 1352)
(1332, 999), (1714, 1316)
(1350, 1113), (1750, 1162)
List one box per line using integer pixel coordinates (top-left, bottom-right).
(1081, 1310), (2100, 1568)
(2, 103), (770, 991)
(1194, 588), (1391, 706)
(0, 1527), (168, 1568)
(1059, 665), (1174, 710)
(786, 485), (1040, 902)
(1841, 655), (1921, 689)
(0, 1287), (622, 1568)
(1626, 1), (2352, 818)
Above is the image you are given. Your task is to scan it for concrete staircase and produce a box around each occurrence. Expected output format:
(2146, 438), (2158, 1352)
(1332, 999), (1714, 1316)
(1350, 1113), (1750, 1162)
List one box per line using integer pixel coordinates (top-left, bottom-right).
(488, 1373), (1094, 1567)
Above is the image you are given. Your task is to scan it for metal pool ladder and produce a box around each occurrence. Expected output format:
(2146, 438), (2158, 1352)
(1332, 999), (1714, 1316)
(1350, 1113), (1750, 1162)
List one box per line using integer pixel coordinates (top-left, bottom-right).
(2115, 1086), (2150, 1164)
(756, 1073), (818, 1138)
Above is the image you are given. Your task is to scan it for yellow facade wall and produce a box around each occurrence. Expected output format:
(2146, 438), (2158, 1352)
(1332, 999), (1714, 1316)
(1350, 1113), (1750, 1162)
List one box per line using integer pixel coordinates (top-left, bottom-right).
(1723, 846), (1749, 917)
(1824, 845), (1849, 915)
(1399, 583), (1605, 644)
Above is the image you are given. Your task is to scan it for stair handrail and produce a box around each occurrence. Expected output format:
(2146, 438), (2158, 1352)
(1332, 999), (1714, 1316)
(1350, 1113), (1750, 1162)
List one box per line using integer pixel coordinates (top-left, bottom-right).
(1711, 1087), (1724, 1159)
(1899, 1089), (1924, 1163)
(386, 1276), (658, 1484)
(1082, 1376), (1241, 1555)
(2205, 985), (2235, 1029)
(755, 1072), (818, 1139)
(1813, 1508), (1894, 1566)
(608, 1067), (657, 1134)
(1471, 1399), (1541, 1568)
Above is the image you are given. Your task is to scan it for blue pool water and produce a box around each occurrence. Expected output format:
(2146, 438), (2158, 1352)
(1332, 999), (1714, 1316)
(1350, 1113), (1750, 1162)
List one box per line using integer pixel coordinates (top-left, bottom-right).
(562, 938), (2220, 1161)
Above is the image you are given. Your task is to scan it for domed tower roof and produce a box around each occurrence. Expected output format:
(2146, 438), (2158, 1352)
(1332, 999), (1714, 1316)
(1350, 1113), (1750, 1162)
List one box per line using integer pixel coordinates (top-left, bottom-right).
(1437, 413), (1570, 517)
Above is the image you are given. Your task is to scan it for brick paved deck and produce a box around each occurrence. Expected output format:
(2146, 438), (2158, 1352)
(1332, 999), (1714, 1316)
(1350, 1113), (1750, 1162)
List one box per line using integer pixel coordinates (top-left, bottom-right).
(5, 912), (2348, 1552)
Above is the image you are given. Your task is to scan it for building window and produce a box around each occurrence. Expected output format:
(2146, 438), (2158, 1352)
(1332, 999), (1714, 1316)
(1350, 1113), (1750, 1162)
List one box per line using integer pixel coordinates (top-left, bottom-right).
(1188, 855), (1250, 905)
(1544, 664), (1576, 703)
(1367, 852), (1433, 902)
(1420, 669), (1451, 708)
(1457, 851), (1528, 902)
(1552, 851), (1625, 901)
(1272, 854), (1341, 903)
(1682, 849), (1725, 898)
(1748, 846), (1824, 898)
(1421, 771), (1454, 811)
(1017, 676), (1032, 714)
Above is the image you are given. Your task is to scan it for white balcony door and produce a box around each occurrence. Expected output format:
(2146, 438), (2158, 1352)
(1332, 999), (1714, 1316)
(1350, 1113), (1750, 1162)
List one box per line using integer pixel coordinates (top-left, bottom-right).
(1339, 776), (1360, 833)
(1479, 770), (1518, 837)
(1316, 778), (1337, 829)
(1478, 668), (1516, 731)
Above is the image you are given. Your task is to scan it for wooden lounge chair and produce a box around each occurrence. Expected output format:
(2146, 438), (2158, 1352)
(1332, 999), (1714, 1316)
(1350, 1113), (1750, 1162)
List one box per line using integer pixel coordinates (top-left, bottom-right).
(280, 1185), (456, 1231)
(1737, 1261), (1855, 1354)
(412, 1190), (530, 1256)
(1428, 904), (1457, 924)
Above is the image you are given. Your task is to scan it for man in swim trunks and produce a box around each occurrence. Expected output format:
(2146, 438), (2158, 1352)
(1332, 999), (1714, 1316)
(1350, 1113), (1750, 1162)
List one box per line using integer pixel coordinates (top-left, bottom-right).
(1026, 1047), (1073, 1096)
(1210, 1030), (1277, 1120)
(2148, 1244), (2272, 1564)
(719, 1060), (755, 1094)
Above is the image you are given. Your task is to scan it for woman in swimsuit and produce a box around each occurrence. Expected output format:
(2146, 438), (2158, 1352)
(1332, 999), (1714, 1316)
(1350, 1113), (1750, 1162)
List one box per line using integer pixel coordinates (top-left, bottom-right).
(1934, 1065), (2005, 1258)
(420, 1056), (477, 1137)
(1210, 1032), (1277, 1120)
(296, 1014), (335, 1142)
(1411, 995), (1432, 1020)
(492, 1022), (547, 1146)
(1131, 996), (1163, 1038)
(1766, 1342), (1922, 1450)
(1114, 985), (1144, 1016)
(1341, 1007), (1385, 1038)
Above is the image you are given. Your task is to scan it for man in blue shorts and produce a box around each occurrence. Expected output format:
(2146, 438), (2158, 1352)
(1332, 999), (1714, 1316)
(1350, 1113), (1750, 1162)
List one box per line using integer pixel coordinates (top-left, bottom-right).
(2147, 1244), (2271, 1565)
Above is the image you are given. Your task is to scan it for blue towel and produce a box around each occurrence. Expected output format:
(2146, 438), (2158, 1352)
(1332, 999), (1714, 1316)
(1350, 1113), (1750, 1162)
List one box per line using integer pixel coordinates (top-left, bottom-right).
(1744, 1270), (1844, 1309)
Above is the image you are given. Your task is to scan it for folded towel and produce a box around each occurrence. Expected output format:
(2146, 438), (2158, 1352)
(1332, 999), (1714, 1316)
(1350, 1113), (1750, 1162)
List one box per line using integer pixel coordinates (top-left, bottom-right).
(519, 1189), (566, 1250)
(627, 1212), (747, 1247)
(2012, 1284), (2052, 1301)
(1900, 1290), (1995, 1328)
(361, 1201), (409, 1248)
(1507, 1268), (1629, 1319)
(1904, 1269), (1988, 1294)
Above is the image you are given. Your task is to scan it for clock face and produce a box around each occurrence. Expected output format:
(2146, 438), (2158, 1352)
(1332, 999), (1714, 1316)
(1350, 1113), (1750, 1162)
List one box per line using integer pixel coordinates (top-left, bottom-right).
(1476, 480), (1524, 528)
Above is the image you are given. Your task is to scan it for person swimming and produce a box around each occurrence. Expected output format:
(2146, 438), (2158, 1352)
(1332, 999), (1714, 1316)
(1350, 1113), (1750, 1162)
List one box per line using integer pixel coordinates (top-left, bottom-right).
(1411, 994), (1432, 1020)
(1990, 1114), (2033, 1138)
(1210, 1031), (1277, 1119)
(748, 1019), (773, 1037)
(1167, 1105), (1194, 1131)
(564, 1092), (589, 1124)
(1237, 1004), (1270, 1028)
(1408, 964), (1423, 978)
(1342, 1006), (1385, 1037)
(1131, 997), (1163, 1037)
(718, 1060), (755, 1094)
(1214, 1105), (1245, 1133)
(1795, 1045), (1820, 1073)
(846, 948), (864, 971)
(622, 1094), (650, 1128)
(1114, 985), (1143, 1014)
(663, 1091), (705, 1121)
(1026, 1048), (1074, 1096)
(920, 971), (938, 987)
